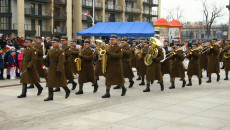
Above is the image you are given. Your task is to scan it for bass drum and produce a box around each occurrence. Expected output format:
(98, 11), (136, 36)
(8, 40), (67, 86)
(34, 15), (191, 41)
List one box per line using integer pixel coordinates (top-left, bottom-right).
(183, 58), (189, 70)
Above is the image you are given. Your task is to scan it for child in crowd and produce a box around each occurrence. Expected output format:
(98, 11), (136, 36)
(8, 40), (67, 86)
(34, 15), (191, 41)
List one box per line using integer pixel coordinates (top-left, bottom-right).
(7, 49), (16, 79)
(0, 47), (4, 80)
(17, 48), (24, 76)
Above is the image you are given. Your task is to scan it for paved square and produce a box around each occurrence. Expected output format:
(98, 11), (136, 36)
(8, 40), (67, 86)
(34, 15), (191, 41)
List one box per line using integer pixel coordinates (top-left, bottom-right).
(0, 69), (230, 130)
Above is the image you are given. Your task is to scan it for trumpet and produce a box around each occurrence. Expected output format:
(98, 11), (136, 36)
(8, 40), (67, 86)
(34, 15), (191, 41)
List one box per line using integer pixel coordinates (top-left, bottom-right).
(74, 49), (82, 71)
(164, 46), (185, 60)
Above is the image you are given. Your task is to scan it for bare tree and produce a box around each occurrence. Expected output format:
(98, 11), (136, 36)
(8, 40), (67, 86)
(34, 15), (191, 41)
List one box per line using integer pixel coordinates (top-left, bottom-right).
(202, 0), (223, 38)
(166, 6), (183, 21)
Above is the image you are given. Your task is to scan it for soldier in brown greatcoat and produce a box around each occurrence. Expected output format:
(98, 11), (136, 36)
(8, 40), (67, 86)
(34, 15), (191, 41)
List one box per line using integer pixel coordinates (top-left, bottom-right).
(169, 44), (186, 89)
(143, 39), (164, 92)
(17, 38), (43, 98)
(102, 35), (127, 98)
(113, 39), (134, 89)
(53, 36), (77, 92)
(70, 40), (79, 75)
(161, 40), (172, 76)
(200, 42), (208, 77)
(135, 39), (145, 81)
(44, 38), (71, 101)
(222, 42), (230, 80)
(27, 36), (48, 89)
(75, 40), (98, 95)
(94, 40), (105, 82)
(131, 41), (137, 69)
(137, 40), (149, 86)
(206, 39), (220, 83)
(186, 43), (202, 86)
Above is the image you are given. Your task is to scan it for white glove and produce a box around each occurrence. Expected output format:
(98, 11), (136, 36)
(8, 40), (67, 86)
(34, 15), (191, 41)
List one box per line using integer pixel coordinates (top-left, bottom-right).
(43, 55), (47, 59)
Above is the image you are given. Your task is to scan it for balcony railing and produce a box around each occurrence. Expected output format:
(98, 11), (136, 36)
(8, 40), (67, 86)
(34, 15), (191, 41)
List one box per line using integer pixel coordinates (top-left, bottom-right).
(143, 0), (158, 5)
(95, 16), (103, 22)
(54, 26), (67, 34)
(25, 8), (51, 18)
(105, 17), (122, 22)
(27, 0), (51, 3)
(0, 7), (10, 13)
(125, 7), (141, 14)
(106, 4), (123, 12)
(54, 0), (66, 5)
(82, 1), (103, 9)
(0, 23), (17, 30)
(142, 10), (158, 16)
(54, 11), (67, 20)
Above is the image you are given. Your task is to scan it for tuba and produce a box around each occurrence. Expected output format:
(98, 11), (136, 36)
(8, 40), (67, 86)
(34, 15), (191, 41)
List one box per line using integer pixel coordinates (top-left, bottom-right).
(100, 44), (109, 74)
(223, 46), (230, 59)
(144, 37), (160, 66)
(74, 49), (81, 71)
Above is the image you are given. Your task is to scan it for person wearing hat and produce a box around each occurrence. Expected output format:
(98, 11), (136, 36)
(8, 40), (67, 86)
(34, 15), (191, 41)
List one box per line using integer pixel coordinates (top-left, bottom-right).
(0, 47), (5, 80)
(53, 36), (77, 92)
(143, 37), (164, 92)
(131, 40), (137, 68)
(135, 39), (145, 81)
(161, 40), (172, 76)
(44, 37), (71, 101)
(94, 39), (105, 83)
(113, 39), (134, 89)
(70, 40), (79, 75)
(7, 49), (16, 79)
(102, 34), (127, 98)
(138, 41), (149, 86)
(75, 40), (99, 95)
(186, 43), (202, 86)
(17, 37), (43, 98)
(169, 44), (186, 89)
(200, 42), (208, 77)
(206, 39), (220, 83)
(27, 36), (48, 89)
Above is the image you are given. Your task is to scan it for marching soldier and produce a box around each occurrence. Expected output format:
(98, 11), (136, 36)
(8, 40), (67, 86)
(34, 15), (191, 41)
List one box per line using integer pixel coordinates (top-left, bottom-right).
(136, 39), (145, 81)
(143, 38), (164, 92)
(94, 40), (105, 82)
(200, 42), (208, 77)
(131, 40), (137, 69)
(54, 36), (77, 92)
(70, 40), (79, 75)
(113, 39), (134, 89)
(161, 40), (171, 76)
(138, 40), (148, 86)
(75, 40), (99, 94)
(27, 36), (48, 89)
(222, 42), (230, 80)
(44, 38), (71, 101)
(206, 39), (220, 83)
(17, 38), (43, 98)
(169, 44), (186, 89)
(102, 34), (127, 98)
(186, 43), (202, 86)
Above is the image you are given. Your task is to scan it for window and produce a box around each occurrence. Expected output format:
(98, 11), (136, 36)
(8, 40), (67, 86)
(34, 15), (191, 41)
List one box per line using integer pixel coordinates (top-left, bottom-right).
(0, 17), (9, 30)
(0, 0), (10, 13)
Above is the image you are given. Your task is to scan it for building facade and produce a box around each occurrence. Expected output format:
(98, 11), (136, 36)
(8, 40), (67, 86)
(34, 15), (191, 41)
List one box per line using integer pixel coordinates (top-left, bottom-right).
(0, 0), (160, 40)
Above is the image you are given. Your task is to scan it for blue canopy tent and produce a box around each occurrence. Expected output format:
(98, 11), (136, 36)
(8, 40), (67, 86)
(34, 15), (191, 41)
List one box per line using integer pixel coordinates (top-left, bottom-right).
(77, 22), (155, 37)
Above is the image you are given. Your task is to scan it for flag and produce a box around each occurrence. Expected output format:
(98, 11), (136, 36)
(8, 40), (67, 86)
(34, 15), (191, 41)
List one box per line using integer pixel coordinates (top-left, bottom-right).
(86, 13), (90, 17)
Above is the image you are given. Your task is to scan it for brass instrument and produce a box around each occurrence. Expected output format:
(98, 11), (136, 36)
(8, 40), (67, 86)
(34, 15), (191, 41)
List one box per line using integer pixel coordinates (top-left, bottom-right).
(185, 46), (203, 57)
(144, 37), (160, 66)
(165, 45), (185, 60)
(96, 39), (103, 60)
(100, 44), (109, 74)
(223, 46), (230, 59)
(134, 49), (143, 59)
(74, 49), (82, 71)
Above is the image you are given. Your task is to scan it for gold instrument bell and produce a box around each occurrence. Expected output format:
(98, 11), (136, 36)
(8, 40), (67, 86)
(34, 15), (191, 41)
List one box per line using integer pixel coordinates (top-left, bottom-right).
(144, 37), (160, 66)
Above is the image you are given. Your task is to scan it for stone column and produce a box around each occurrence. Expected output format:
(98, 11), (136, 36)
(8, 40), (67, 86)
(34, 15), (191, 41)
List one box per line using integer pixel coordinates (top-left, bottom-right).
(66, 0), (73, 41)
(73, 0), (82, 39)
(158, 0), (161, 18)
(17, 0), (25, 37)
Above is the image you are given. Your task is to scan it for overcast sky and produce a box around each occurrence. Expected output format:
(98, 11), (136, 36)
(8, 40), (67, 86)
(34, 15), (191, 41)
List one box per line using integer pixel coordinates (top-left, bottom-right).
(161, 0), (229, 24)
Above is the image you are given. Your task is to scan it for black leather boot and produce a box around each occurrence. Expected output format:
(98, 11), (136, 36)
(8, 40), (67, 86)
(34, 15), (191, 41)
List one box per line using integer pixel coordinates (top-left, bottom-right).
(217, 74), (220, 82)
(129, 79), (134, 88)
(186, 79), (192, 86)
(121, 87), (127, 96)
(93, 82), (99, 93)
(7, 75), (10, 79)
(160, 82), (164, 91)
(75, 86), (83, 95)
(44, 88), (53, 101)
(182, 80), (186, 88)
(53, 88), (61, 92)
(35, 83), (43, 96)
(62, 86), (71, 98)
(151, 80), (154, 84)
(136, 75), (141, 80)
(113, 85), (121, 89)
(102, 89), (110, 98)
(27, 84), (34, 89)
(139, 76), (145, 86)
(143, 84), (150, 92)
(17, 84), (27, 98)
(72, 81), (77, 90)
(224, 73), (228, 80)
(221, 63), (224, 69)
(199, 78), (202, 85)
(206, 76), (211, 83)
(169, 81), (175, 89)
